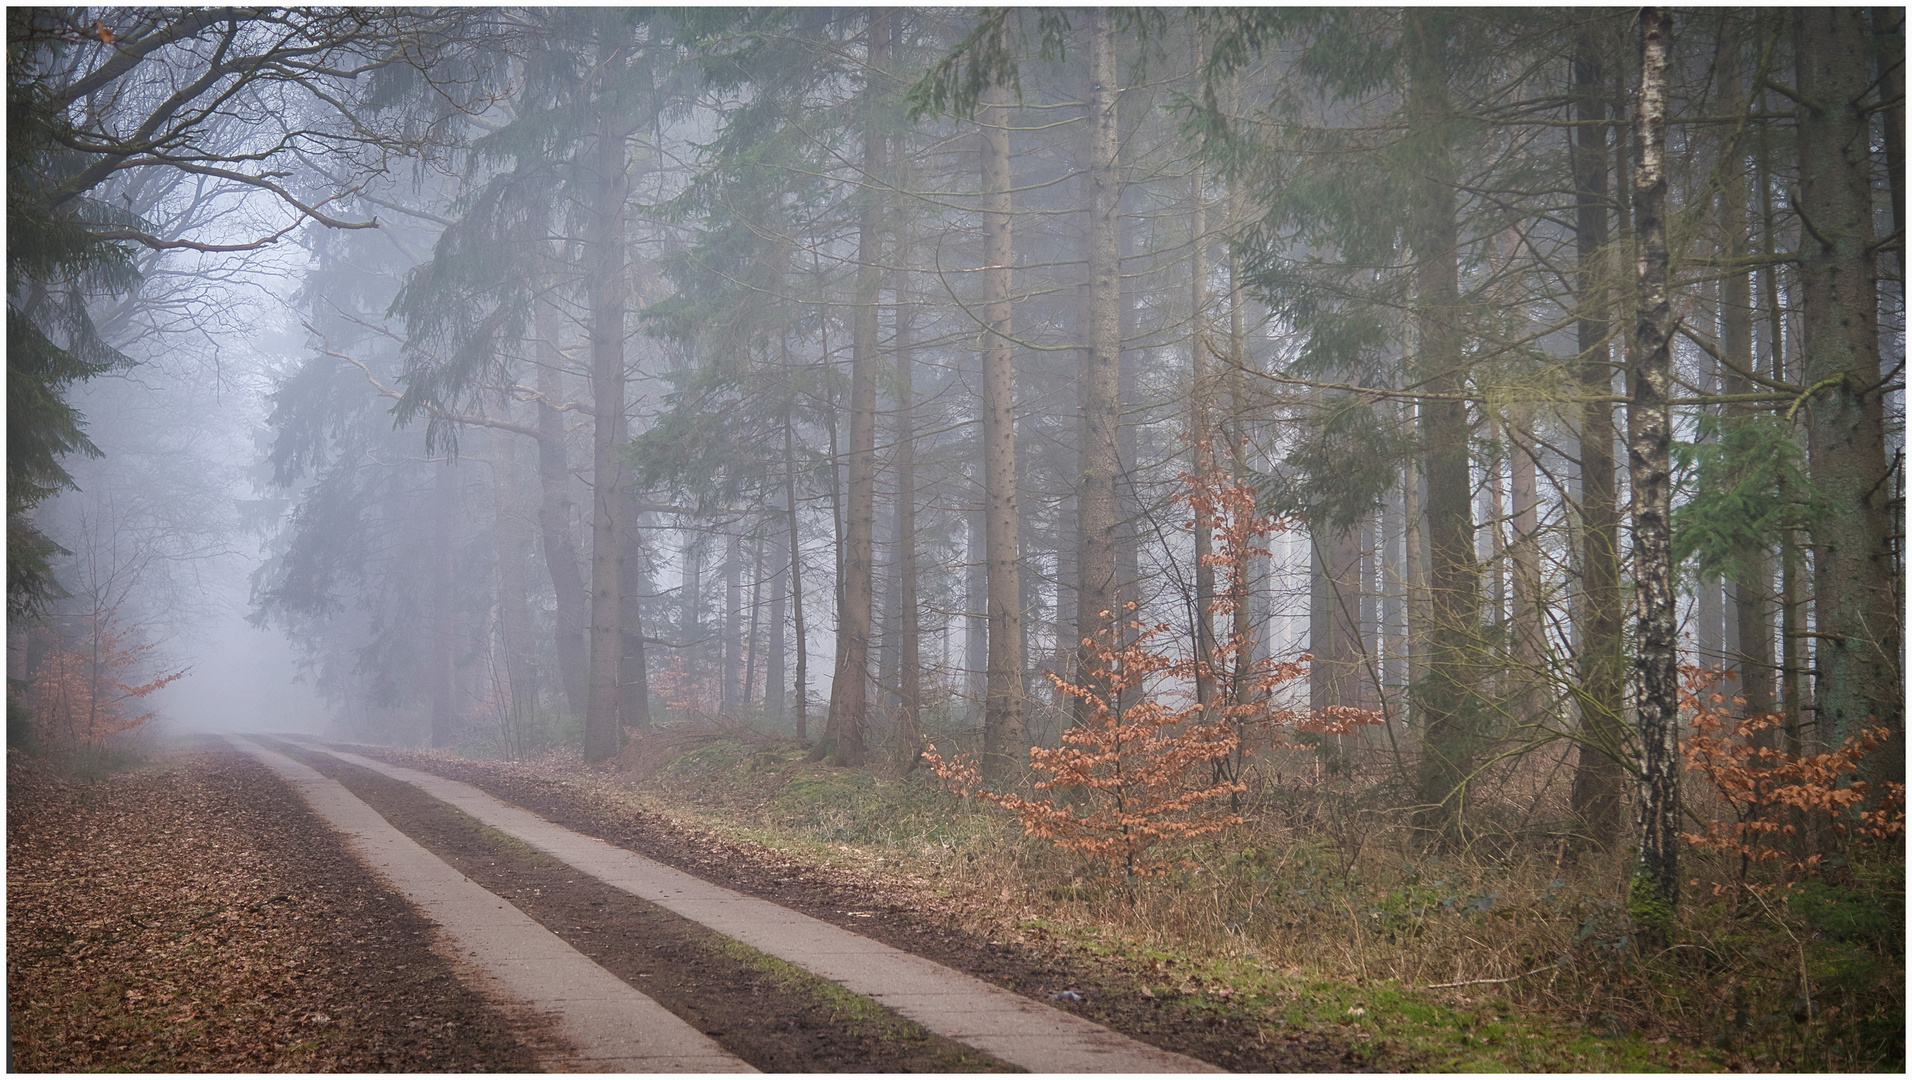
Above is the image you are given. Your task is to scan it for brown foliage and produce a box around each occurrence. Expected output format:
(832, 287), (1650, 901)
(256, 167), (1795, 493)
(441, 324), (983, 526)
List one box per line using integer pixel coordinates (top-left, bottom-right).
(29, 605), (185, 750)
(926, 456), (1381, 877)
(1679, 663), (1904, 889)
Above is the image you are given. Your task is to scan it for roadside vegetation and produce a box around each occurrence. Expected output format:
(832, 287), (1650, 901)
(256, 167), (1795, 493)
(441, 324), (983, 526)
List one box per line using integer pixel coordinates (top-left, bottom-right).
(407, 720), (1903, 1073)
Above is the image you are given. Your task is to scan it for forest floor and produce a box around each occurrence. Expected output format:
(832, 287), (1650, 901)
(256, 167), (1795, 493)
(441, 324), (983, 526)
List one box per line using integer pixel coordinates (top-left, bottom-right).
(5, 744), (540, 1072)
(8, 735), (1737, 1072)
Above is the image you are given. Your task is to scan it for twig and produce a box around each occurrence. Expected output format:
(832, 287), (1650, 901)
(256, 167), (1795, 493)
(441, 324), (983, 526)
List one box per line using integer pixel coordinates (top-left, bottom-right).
(1420, 965), (1556, 990)
(1746, 885), (1811, 1021)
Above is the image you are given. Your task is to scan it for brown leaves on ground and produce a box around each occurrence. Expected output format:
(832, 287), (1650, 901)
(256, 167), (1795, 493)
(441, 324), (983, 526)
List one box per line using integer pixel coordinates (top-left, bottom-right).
(5, 745), (536, 1072)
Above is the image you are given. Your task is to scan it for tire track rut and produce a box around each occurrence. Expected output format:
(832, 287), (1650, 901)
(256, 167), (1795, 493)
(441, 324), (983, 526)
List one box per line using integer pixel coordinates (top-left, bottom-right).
(272, 739), (1016, 1073)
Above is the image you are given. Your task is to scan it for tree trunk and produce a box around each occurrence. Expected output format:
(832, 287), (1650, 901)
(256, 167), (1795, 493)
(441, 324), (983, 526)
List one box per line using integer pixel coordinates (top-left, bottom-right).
(1794, 8), (1902, 782)
(784, 403), (808, 741)
(822, 8), (888, 767)
(430, 456), (457, 748)
(619, 496), (652, 732)
(1508, 402), (1542, 713)
(534, 290), (589, 717)
(875, 512), (898, 728)
(1382, 475), (1408, 717)
(1876, 8), (1906, 284)
(744, 531), (762, 711)
(1630, 6), (1679, 911)
(1402, 430), (1427, 718)
(979, 78), (1026, 776)
(964, 505), (986, 726)
(584, 74), (635, 763)
(681, 531), (702, 640)
(1717, 31), (1775, 723)
(1486, 429), (1506, 623)
(894, 298), (921, 764)
(1567, 36), (1628, 850)
(1189, 146), (1218, 718)
(1224, 171), (1254, 707)
(490, 426), (536, 756)
(1050, 456), (1074, 709)
(1310, 523), (1365, 720)
(723, 530), (742, 715)
(766, 517), (788, 722)
(1757, 106), (1808, 758)
(1404, 11), (1483, 838)
(1115, 190), (1142, 646)
(1073, 6), (1123, 721)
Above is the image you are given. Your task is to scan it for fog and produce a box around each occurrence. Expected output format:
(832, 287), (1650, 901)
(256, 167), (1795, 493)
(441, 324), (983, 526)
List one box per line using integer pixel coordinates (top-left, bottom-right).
(151, 619), (332, 735)
(11, 10), (1900, 831)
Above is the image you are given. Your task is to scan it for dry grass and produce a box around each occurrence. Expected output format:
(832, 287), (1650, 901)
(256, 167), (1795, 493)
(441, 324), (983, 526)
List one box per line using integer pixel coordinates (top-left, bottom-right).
(389, 709), (1901, 1070)
(579, 723), (1901, 1072)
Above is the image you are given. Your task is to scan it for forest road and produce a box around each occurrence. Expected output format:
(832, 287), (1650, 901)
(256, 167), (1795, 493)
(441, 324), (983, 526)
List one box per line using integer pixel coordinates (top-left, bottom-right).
(239, 735), (1221, 1074)
(233, 738), (752, 1072)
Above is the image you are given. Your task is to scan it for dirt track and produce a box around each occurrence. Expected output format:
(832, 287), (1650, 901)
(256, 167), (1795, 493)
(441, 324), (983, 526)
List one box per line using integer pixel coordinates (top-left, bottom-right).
(9, 741), (1364, 1072)
(341, 742), (1363, 1073)
(6, 746), (539, 1072)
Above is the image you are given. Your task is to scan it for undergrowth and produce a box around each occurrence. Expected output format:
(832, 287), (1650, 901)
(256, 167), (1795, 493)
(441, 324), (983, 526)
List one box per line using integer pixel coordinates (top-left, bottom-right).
(601, 731), (1902, 1072)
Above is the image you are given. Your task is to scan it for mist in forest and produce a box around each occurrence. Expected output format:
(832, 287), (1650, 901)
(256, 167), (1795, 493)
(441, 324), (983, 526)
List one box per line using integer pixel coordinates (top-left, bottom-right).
(9, 8), (1901, 878)
(152, 620), (331, 735)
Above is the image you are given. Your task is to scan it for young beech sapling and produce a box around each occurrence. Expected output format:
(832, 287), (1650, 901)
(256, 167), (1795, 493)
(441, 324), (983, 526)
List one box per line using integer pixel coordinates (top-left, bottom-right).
(926, 453), (1381, 877)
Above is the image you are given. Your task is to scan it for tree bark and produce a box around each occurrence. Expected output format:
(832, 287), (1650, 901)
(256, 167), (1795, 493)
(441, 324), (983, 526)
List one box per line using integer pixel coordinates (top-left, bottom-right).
(490, 426), (536, 756)
(1115, 189), (1142, 648)
(534, 289), (589, 717)
(822, 8), (888, 767)
(978, 78), (1025, 776)
(1757, 108), (1807, 756)
(1508, 402), (1542, 709)
(1567, 35), (1628, 850)
(681, 531), (702, 640)
(1224, 170), (1254, 707)
(1189, 143), (1218, 719)
(1404, 11), (1483, 838)
(1875, 7), (1905, 285)
(584, 83), (634, 763)
(1402, 428), (1427, 716)
(1073, 6), (1123, 721)
(619, 498), (653, 734)
(964, 505), (986, 726)
(766, 517), (788, 722)
(1310, 523), (1365, 719)
(743, 531), (762, 712)
(784, 399), (809, 741)
(1717, 30), (1775, 722)
(430, 456), (457, 748)
(893, 298), (921, 763)
(1794, 8), (1902, 782)
(1630, 6), (1680, 911)
(720, 530), (741, 715)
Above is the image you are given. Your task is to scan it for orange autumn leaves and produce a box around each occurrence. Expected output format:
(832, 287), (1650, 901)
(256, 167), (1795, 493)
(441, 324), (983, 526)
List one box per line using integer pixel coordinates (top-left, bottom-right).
(926, 454), (1381, 877)
(1679, 664), (1903, 889)
(30, 606), (185, 749)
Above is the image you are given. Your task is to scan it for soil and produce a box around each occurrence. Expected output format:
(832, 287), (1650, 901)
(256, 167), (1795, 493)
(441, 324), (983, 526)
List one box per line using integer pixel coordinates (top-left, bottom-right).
(352, 744), (1369, 1072)
(275, 741), (1018, 1073)
(6, 744), (540, 1072)
(10, 736), (1367, 1072)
